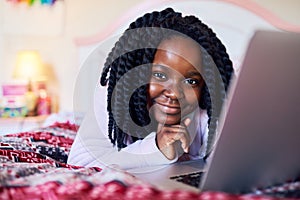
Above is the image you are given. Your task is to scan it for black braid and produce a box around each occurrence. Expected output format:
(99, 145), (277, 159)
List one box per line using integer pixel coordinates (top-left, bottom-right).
(100, 8), (234, 154)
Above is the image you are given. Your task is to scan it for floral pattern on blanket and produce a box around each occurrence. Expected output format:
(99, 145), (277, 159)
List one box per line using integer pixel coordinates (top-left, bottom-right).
(0, 121), (299, 200)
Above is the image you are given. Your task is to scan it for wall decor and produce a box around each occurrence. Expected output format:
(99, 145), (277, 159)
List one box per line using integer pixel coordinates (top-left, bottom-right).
(6, 0), (61, 6)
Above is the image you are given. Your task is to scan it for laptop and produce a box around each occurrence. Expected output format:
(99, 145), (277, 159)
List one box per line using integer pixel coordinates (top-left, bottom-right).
(128, 30), (300, 194)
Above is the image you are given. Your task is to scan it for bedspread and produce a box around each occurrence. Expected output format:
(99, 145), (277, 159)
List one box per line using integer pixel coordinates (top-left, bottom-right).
(0, 121), (299, 200)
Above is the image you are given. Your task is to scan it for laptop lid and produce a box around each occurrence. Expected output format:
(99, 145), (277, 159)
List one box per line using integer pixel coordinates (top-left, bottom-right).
(200, 30), (300, 193)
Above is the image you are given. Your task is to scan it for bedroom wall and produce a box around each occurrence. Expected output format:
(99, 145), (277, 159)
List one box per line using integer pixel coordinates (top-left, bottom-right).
(0, 0), (299, 113)
(0, 0), (141, 112)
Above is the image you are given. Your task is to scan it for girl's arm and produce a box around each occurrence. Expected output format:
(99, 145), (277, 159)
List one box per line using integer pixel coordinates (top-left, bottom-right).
(67, 106), (177, 170)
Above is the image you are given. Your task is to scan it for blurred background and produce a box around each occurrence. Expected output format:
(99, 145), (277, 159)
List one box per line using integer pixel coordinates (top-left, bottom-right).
(0, 0), (299, 115)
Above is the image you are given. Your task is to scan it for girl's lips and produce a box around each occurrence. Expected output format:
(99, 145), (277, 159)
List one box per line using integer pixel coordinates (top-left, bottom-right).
(155, 102), (181, 115)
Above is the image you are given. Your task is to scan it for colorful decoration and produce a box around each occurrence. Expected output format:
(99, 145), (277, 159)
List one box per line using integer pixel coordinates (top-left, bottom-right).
(0, 95), (28, 117)
(41, 0), (56, 5)
(6, 0), (59, 6)
(0, 106), (28, 118)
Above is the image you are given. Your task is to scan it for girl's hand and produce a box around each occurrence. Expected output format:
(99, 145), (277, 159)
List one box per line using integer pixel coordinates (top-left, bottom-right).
(156, 118), (191, 160)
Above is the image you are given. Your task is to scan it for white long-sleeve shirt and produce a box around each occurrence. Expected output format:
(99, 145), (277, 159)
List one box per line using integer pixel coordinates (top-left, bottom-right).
(67, 84), (209, 170)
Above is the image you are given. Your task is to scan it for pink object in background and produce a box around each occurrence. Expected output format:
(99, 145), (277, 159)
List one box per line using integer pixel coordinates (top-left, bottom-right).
(2, 82), (28, 96)
(37, 89), (51, 115)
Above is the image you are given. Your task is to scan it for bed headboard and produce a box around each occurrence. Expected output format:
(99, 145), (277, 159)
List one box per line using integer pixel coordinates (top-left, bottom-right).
(73, 0), (300, 114)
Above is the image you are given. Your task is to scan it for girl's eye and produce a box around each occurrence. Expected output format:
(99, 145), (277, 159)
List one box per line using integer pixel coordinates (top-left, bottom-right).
(152, 72), (167, 81)
(183, 78), (200, 86)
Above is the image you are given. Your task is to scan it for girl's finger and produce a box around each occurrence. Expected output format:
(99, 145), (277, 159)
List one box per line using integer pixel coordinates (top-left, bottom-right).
(183, 118), (191, 127)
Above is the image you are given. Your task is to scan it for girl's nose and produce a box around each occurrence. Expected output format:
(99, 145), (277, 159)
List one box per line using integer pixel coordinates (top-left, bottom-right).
(164, 83), (184, 100)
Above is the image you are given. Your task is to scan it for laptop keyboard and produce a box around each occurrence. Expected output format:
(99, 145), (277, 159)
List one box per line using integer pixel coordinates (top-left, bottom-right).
(171, 172), (300, 198)
(170, 171), (203, 188)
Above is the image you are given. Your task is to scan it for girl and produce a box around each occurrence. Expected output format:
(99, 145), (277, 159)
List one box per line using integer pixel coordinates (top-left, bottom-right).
(68, 8), (234, 170)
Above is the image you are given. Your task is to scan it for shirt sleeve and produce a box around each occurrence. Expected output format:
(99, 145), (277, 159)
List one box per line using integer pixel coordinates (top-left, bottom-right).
(67, 85), (177, 170)
(67, 109), (177, 170)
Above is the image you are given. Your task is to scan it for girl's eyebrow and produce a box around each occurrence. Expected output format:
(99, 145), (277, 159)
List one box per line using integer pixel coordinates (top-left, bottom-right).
(152, 64), (168, 69)
(151, 64), (172, 72)
(187, 71), (202, 77)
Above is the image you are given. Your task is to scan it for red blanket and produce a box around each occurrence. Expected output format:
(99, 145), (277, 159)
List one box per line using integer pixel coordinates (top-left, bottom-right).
(0, 122), (299, 200)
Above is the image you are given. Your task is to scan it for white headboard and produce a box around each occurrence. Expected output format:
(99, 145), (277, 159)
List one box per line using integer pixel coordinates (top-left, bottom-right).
(73, 0), (300, 113)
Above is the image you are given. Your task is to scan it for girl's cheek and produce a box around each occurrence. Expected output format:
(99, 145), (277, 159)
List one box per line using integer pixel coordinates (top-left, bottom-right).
(148, 82), (164, 98)
(183, 89), (201, 106)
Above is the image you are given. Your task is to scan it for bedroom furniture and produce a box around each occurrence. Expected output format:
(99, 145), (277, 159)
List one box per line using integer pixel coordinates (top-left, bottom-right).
(11, 50), (53, 116)
(0, 120), (299, 199)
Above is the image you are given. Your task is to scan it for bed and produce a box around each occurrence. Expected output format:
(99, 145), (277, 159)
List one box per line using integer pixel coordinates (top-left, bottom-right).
(0, 114), (299, 199)
(0, 115), (300, 200)
(1, 0), (300, 199)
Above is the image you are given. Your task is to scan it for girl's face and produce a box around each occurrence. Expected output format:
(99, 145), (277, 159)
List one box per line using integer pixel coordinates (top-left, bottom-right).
(148, 36), (204, 125)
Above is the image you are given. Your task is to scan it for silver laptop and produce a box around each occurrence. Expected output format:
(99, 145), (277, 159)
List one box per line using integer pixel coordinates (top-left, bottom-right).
(129, 30), (300, 194)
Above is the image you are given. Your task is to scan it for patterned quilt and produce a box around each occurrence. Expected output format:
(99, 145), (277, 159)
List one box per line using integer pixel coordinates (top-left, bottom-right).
(0, 121), (299, 200)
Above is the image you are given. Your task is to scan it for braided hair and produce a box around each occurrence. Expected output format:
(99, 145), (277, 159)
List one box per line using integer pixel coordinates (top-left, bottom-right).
(100, 8), (234, 156)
